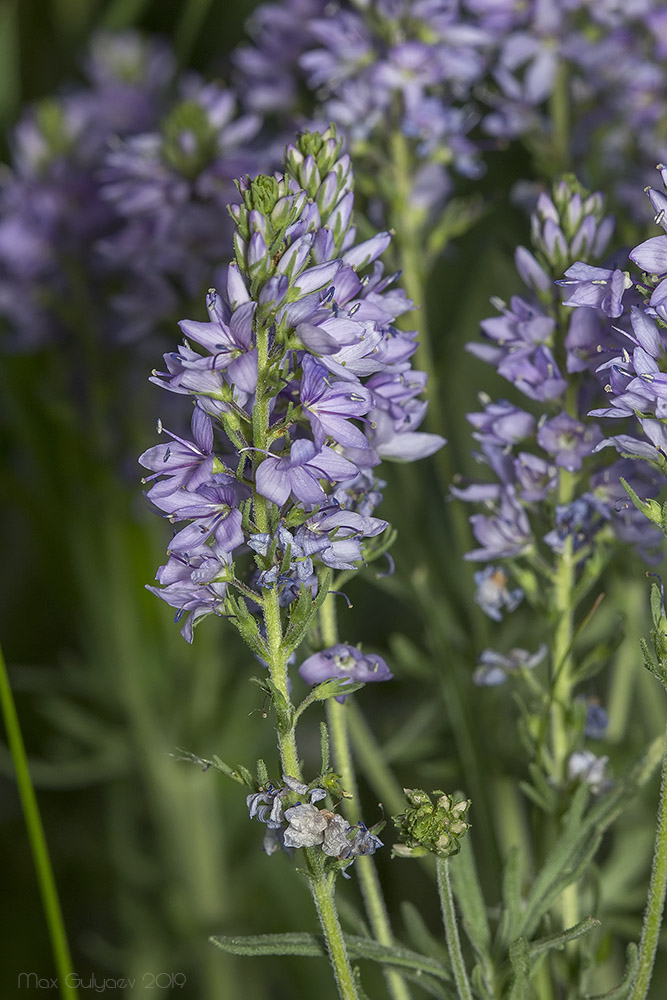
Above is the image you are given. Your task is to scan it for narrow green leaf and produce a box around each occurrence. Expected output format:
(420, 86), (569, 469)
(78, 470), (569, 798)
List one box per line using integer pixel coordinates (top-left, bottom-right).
(519, 831), (601, 939)
(400, 901), (450, 967)
(211, 932), (451, 980)
(584, 943), (638, 1000)
(426, 195), (485, 262)
(0, 0), (19, 127)
(500, 846), (523, 942)
(398, 970), (453, 999)
(516, 740), (661, 941)
(517, 784), (590, 936)
(211, 756), (254, 788)
(320, 721), (330, 774)
(528, 916), (599, 958)
(211, 932), (325, 958)
(100, 0), (154, 29)
(295, 679), (364, 719)
(283, 584), (317, 655)
(519, 780), (553, 813)
(449, 837), (491, 949)
(227, 595), (269, 660)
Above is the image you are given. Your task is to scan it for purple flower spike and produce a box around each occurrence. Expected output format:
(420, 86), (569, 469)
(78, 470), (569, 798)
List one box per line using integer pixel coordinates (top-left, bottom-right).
(299, 643), (392, 701)
(473, 565), (523, 622)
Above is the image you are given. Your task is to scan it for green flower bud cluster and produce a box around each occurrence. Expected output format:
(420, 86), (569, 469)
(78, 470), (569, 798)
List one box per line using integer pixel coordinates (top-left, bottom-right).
(392, 788), (471, 859)
(161, 100), (220, 179)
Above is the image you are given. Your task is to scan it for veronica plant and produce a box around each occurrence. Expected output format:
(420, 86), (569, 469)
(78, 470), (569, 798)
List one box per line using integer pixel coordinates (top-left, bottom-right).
(140, 126), (444, 999)
(450, 177), (667, 961)
(557, 166), (667, 1000)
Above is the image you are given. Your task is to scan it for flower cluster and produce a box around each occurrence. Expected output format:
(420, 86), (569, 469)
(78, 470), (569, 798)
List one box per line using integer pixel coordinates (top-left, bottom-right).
(0, 31), (271, 351)
(141, 127), (445, 642)
(247, 774), (383, 866)
(476, 0), (667, 212)
(99, 76), (265, 340)
(235, 0), (492, 220)
(0, 31), (178, 349)
(563, 169), (667, 479)
(234, 0), (667, 222)
(455, 177), (662, 600)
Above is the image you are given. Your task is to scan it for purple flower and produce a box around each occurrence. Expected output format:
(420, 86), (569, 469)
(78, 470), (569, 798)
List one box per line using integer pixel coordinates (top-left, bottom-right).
(139, 407), (215, 498)
(149, 483), (245, 554)
(536, 413), (604, 472)
(473, 565), (523, 621)
(300, 354), (371, 449)
(255, 440), (358, 507)
(468, 399), (535, 447)
(283, 803), (330, 848)
(559, 262), (632, 318)
(630, 235), (667, 307)
(583, 701), (609, 740)
(295, 508), (388, 570)
(466, 486), (532, 561)
(543, 496), (605, 554)
(567, 750), (609, 794)
(144, 129), (444, 639)
(299, 643), (392, 701)
(473, 644), (547, 686)
(146, 539), (233, 643)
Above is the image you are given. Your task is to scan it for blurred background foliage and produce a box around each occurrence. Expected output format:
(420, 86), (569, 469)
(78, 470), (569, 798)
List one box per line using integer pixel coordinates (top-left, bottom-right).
(1, 1), (666, 998)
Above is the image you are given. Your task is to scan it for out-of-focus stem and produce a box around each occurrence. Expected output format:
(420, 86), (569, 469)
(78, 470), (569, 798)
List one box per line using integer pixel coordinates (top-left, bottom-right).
(0, 641), (79, 1000)
(321, 595), (411, 1000)
(388, 130), (452, 492)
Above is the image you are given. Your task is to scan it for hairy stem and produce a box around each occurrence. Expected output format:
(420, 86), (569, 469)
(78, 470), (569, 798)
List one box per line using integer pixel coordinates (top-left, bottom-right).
(320, 594), (411, 1000)
(437, 858), (474, 1000)
(630, 724), (667, 1000)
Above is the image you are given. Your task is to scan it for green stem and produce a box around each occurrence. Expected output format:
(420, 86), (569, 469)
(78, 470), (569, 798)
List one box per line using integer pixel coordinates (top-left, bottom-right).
(388, 130), (437, 395)
(347, 701), (406, 818)
(261, 580), (358, 999)
(437, 858), (474, 1000)
(630, 724), (667, 1000)
(307, 850), (361, 1000)
(251, 334), (358, 999)
(548, 60), (571, 176)
(549, 467), (579, 936)
(174, 0), (214, 65)
(550, 533), (576, 781)
(0, 641), (79, 1000)
(320, 595), (411, 1000)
